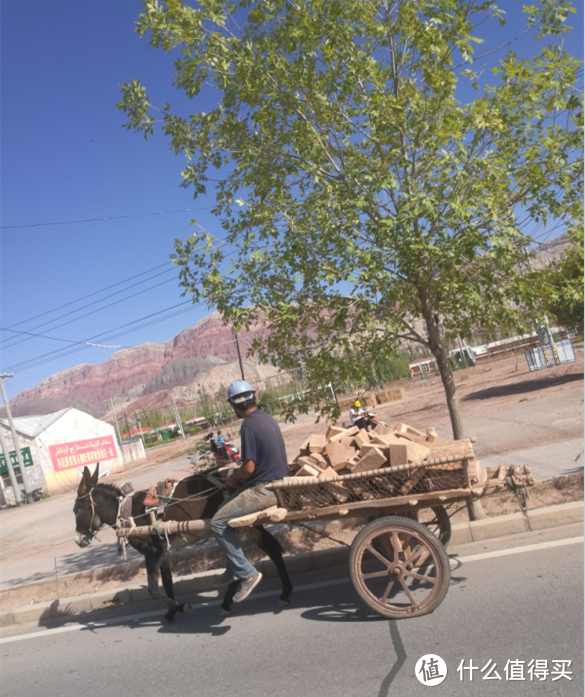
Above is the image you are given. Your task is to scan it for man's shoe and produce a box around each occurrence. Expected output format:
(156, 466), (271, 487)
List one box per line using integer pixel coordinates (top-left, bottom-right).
(233, 572), (263, 602)
(213, 570), (237, 588)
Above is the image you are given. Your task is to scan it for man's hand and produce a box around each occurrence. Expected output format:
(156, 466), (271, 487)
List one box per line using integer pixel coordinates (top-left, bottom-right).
(227, 459), (256, 488)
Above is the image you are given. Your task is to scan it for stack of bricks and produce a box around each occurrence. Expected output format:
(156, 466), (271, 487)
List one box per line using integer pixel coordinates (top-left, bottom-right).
(287, 421), (444, 480)
(336, 387), (406, 412)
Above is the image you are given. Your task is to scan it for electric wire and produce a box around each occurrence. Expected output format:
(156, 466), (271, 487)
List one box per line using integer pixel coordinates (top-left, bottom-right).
(0, 207), (210, 230)
(4, 300), (205, 373)
(5, 262), (174, 330)
(2, 275), (180, 351)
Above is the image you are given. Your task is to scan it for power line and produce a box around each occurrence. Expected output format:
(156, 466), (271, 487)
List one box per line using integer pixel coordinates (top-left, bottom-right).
(2, 276), (180, 351)
(4, 300), (205, 373)
(0, 327), (125, 348)
(5, 261), (173, 330)
(0, 207), (210, 230)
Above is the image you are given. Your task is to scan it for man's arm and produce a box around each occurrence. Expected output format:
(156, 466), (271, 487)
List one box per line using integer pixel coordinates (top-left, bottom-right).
(227, 459), (255, 488)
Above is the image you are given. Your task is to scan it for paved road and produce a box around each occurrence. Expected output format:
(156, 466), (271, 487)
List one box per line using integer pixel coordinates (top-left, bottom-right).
(1, 525), (582, 697)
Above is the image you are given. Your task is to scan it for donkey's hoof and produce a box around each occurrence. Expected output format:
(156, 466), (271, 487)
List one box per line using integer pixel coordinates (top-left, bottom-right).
(278, 598), (291, 608)
(181, 602), (193, 615)
(162, 613), (176, 624)
(220, 606), (232, 617)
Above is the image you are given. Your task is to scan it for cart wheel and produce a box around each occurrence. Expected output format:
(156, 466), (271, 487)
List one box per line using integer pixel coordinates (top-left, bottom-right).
(418, 505), (451, 547)
(349, 516), (450, 619)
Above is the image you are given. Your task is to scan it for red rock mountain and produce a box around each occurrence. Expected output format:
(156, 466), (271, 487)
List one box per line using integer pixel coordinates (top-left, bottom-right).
(7, 233), (570, 419)
(9, 312), (277, 418)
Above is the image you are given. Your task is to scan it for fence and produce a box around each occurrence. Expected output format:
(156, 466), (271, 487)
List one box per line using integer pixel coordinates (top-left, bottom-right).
(118, 439), (147, 464)
(524, 340), (577, 372)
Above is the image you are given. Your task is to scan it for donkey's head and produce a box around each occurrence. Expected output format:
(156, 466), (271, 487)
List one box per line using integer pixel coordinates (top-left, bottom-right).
(73, 464), (101, 547)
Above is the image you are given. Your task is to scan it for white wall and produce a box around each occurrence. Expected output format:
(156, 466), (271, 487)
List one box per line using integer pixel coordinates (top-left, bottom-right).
(35, 409), (124, 495)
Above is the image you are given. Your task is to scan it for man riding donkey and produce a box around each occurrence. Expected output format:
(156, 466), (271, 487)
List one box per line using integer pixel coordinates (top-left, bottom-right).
(212, 379), (289, 603)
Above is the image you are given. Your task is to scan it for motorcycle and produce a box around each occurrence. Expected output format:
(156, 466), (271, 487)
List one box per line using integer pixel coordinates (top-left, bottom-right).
(203, 432), (241, 465)
(20, 487), (44, 503)
(352, 410), (388, 432)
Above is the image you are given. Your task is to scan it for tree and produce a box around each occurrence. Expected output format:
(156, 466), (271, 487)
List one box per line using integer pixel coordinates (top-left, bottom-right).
(541, 222), (584, 337)
(118, 0), (582, 439)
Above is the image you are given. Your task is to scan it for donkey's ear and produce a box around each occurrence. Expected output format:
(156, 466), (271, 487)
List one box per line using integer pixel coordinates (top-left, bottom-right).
(91, 463), (100, 487)
(77, 467), (92, 496)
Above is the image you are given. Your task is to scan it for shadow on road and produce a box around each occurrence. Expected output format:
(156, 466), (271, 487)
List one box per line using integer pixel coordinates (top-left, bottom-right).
(463, 371), (582, 401)
(2, 543), (143, 589)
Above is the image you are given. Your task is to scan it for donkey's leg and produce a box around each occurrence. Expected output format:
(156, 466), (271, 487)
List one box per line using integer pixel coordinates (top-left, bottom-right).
(143, 548), (186, 623)
(220, 580), (239, 617)
(256, 526), (293, 607)
(160, 556), (192, 623)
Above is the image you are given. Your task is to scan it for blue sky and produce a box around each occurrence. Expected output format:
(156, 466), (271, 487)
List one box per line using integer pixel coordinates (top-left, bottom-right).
(1, 0), (583, 402)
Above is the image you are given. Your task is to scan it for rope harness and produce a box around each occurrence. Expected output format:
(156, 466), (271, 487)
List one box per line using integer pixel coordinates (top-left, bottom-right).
(76, 470), (228, 558)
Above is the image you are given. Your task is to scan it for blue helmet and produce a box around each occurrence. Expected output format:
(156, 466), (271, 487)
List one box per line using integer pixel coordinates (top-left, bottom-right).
(226, 379), (255, 405)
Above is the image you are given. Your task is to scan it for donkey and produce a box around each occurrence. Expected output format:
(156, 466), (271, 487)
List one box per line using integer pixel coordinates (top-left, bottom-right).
(73, 464), (293, 623)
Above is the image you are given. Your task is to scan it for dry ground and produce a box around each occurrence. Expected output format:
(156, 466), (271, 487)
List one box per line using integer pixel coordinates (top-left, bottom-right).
(1, 347), (582, 610)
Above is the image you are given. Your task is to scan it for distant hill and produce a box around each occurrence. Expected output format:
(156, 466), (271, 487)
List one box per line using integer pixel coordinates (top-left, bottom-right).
(8, 311), (285, 419)
(6, 233), (572, 420)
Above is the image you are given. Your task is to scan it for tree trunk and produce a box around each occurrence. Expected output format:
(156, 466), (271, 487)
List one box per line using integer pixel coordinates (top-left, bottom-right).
(417, 285), (486, 520)
(417, 287), (464, 440)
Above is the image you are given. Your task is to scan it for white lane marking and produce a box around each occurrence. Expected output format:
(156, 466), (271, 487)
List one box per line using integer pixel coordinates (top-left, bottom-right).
(2, 536), (583, 645)
(453, 536), (584, 565)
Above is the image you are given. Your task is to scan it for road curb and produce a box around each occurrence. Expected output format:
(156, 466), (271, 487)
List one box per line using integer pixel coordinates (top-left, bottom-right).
(1, 501), (582, 629)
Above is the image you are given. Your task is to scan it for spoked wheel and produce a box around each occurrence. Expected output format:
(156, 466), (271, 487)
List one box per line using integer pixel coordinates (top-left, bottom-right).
(414, 505), (452, 547)
(349, 516), (450, 619)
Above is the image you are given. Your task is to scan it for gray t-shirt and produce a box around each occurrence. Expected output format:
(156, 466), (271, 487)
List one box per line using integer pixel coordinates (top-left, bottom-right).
(240, 409), (288, 487)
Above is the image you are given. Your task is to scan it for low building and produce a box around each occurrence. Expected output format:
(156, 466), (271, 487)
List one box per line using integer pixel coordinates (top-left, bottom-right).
(0, 407), (124, 504)
(408, 356), (438, 378)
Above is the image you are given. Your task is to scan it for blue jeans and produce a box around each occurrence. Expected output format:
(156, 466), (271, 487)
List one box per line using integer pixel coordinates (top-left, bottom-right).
(211, 483), (278, 580)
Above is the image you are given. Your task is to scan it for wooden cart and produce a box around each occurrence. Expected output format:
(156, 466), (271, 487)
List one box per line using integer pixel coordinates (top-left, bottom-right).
(116, 440), (533, 620)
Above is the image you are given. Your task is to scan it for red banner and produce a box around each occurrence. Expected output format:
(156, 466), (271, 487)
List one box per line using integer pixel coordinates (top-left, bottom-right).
(49, 436), (117, 472)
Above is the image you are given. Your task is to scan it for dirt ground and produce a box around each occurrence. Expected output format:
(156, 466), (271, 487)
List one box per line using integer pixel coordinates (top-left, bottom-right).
(1, 348), (583, 611)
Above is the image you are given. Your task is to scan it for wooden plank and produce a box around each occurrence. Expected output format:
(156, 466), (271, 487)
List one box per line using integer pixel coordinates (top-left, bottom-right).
(281, 488), (472, 522)
(116, 518), (212, 539)
(228, 506), (288, 527)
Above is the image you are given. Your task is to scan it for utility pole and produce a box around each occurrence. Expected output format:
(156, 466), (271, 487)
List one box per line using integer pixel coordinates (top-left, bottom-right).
(135, 416), (145, 447)
(0, 422), (21, 505)
(110, 398), (122, 443)
(0, 374), (31, 502)
(233, 330), (245, 381)
(172, 399), (187, 444)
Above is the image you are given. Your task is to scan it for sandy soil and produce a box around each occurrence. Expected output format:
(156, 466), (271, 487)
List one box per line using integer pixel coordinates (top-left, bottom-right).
(1, 347), (582, 610)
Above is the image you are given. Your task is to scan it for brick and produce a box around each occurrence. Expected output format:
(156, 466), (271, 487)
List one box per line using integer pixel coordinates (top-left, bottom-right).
(295, 455), (316, 468)
(360, 442), (387, 457)
(330, 425), (358, 442)
(403, 440), (430, 462)
(375, 391), (390, 405)
(350, 446), (387, 473)
(295, 464), (320, 477)
(344, 445), (358, 462)
(299, 439), (311, 456)
(388, 444), (408, 467)
(324, 440), (348, 470)
(394, 422), (425, 439)
(372, 433), (404, 447)
(309, 453), (328, 469)
(308, 433), (327, 453)
(318, 466), (339, 480)
(425, 428), (438, 444)
(325, 426), (346, 442)
(354, 429), (371, 449)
